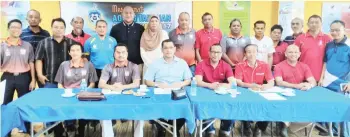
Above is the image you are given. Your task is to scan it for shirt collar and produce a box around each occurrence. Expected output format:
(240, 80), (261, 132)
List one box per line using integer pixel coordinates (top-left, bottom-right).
(51, 36), (67, 42)
(162, 56), (180, 63)
(70, 59), (85, 68)
(5, 37), (22, 46)
(203, 27), (214, 33)
(204, 59), (223, 67)
(26, 26), (44, 34)
(71, 30), (85, 38)
(292, 32), (303, 38)
(244, 60), (263, 68)
(334, 36), (347, 44)
(123, 21), (135, 27)
(114, 60), (129, 67)
(175, 27), (191, 35)
(228, 33), (242, 39)
(306, 31), (324, 37)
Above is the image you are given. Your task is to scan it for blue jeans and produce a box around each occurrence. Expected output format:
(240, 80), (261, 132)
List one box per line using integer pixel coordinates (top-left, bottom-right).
(189, 65), (196, 77)
(204, 119), (235, 133)
(43, 82), (58, 88)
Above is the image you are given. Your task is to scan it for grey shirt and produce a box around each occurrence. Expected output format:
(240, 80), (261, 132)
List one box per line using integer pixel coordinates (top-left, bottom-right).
(100, 61), (140, 85)
(220, 36), (251, 64)
(55, 60), (98, 88)
(0, 40), (34, 73)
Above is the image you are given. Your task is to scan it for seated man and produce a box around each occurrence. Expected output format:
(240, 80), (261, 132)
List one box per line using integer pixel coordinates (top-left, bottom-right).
(195, 44), (235, 137)
(274, 45), (316, 137)
(55, 43), (98, 137)
(144, 39), (192, 137)
(235, 44), (274, 137)
(98, 43), (142, 137)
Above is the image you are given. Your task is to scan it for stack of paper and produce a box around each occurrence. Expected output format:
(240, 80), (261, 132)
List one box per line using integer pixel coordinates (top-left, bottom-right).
(154, 88), (172, 94)
(101, 89), (121, 95)
(259, 86), (284, 93)
(259, 93), (286, 100)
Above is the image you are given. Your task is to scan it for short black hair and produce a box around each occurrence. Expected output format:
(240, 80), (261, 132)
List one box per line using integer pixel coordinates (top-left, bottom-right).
(209, 43), (221, 51)
(308, 14), (322, 22)
(161, 39), (173, 48)
(254, 20), (266, 28)
(229, 18), (242, 28)
(8, 19), (22, 29)
(69, 43), (83, 52)
(330, 20), (345, 27)
(114, 43), (128, 52)
(244, 44), (258, 53)
(96, 20), (107, 26)
(201, 12), (213, 20)
(51, 18), (66, 28)
(270, 24), (283, 33)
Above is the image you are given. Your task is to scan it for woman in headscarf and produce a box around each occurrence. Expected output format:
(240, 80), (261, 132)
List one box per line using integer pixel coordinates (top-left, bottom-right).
(140, 15), (169, 76)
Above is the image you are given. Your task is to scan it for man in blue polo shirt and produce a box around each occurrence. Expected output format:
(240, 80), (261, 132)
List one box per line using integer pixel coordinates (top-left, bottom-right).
(320, 20), (350, 137)
(84, 20), (117, 84)
(145, 39), (192, 137)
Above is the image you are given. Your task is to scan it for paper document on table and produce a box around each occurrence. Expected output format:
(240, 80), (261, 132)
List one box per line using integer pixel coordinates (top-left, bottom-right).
(259, 87), (284, 93)
(154, 88), (172, 94)
(101, 89), (121, 95)
(259, 93), (286, 100)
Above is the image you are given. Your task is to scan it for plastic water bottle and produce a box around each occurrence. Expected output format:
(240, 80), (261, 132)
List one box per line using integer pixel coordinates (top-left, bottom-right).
(191, 77), (197, 96)
(80, 79), (87, 91)
(230, 81), (237, 98)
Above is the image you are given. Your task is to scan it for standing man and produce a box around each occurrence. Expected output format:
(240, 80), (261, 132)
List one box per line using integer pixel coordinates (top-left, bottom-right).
(320, 20), (350, 137)
(35, 18), (77, 137)
(195, 12), (222, 62)
(144, 39), (192, 137)
(294, 15), (332, 82)
(20, 9), (50, 53)
(169, 12), (196, 75)
(84, 20), (117, 85)
(221, 18), (251, 70)
(271, 25), (289, 67)
(250, 20), (275, 68)
(195, 44), (236, 137)
(66, 16), (91, 46)
(284, 17), (304, 45)
(110, 6), (144, 73)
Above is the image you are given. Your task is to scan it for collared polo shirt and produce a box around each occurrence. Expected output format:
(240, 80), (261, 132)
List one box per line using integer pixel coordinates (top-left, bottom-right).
(35, 37), (78, 82)
(20, 26), (50, 52)
(100, 61), (140, 85)
(324, 37), (350, 80)
(169, 27), (196, 66)
(284, 32), (303, 45)
(0, 38), (34, 73)
(110, 22), (145, 64)
(294, 31), (332, 81)
(250, 36), (275, 63)
(84, 35), (117, 69)
(272, 41), (289, 65)
(66, 30), (91, 46)
(235, 60), (274, 84)
(195, 59), (233, 83)
(144, 56), (192, 84)
(220, 34), (251, 64)
(195, 28), (222, 60)
(274, 60), (314, 84)
(55, 60), (98, 88)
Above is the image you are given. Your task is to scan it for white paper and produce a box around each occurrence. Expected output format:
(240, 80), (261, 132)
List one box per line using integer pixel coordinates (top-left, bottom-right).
(0, 80), (6, 105)
(101, 120), (114, 137)
(154, 88), (172, 94)
(259, 86), (284, 93)
(101, 89), (121, 95)
(259, 93), (286, 101)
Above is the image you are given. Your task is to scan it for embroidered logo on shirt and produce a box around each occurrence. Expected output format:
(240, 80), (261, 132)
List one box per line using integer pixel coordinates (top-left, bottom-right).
(5, 49), (10, 56)
(81, 69), (87, 76)
(177, 35), (182, 41)
(92, 44), (97, 49)
(256, 73), (265, 75)
(20, 49), (26, 55)
(66, 70), (72, 77)
(189, 34), (194, 39)
(113, 70), (118, 77)
(125, 71), (130, 77)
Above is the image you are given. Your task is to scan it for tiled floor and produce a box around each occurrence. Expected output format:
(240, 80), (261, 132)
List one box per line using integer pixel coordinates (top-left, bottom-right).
(10, 121), (326, 137)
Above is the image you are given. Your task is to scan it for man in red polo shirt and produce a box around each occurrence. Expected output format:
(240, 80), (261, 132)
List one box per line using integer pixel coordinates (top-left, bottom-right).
(294, 15), (332, 82)
(195, 44), (235, 137)
(195, 12), (222, 62)
(235, 44), (274, 137)
(66, 16), (91, 45)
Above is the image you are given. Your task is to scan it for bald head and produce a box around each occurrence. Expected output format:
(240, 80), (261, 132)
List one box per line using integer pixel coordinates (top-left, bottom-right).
(122, 6), (135, 24)
(291, 17), (303, 34)
(178, 12), (190, 29)
(26, 9), (41, 27)
(285, 44), (301, 62)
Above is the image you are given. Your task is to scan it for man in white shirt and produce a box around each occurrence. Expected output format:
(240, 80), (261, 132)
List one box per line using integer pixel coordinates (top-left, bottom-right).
(250, 20), (275, 69)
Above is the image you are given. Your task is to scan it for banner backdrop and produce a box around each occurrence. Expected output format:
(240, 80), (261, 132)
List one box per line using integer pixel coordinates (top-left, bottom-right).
(1, 1), (30, 38)
(322, 2), (350, 34)
(219, 1), (250, 37)
(60, 2), (192, 35)
(278, 1), (304, 39)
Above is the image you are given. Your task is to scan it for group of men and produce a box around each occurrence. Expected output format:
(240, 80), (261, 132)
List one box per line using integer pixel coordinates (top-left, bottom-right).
(1, 4), (349, 137)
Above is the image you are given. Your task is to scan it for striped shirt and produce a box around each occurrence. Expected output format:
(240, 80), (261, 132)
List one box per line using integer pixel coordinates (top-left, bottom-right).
(20, 26), (50, 53)
(35, 37), (78, 83)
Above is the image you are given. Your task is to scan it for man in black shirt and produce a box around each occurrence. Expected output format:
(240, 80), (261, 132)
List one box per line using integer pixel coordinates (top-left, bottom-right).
(110, 6), (145, 65)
